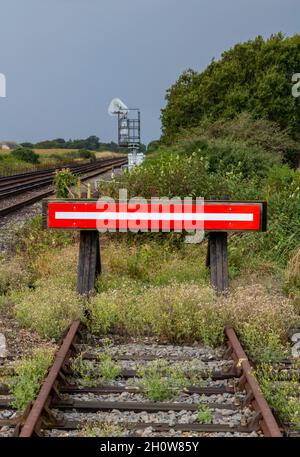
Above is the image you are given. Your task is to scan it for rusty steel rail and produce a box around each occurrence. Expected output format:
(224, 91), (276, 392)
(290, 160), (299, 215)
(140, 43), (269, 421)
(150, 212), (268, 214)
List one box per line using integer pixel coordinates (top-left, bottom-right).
(225, 326), (282, 437)
(15, 321), (283, 437)
(18, 319), (81, 437)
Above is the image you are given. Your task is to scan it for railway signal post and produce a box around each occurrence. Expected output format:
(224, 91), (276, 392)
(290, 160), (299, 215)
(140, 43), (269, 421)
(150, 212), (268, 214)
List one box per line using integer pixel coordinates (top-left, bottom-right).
(43, 199), (267, 296)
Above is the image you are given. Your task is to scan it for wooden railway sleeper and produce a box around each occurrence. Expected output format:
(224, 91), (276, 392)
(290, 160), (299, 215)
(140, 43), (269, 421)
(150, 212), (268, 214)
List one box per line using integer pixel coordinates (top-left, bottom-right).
(242, 390), (254, 407)
(247, 411), (263, 431)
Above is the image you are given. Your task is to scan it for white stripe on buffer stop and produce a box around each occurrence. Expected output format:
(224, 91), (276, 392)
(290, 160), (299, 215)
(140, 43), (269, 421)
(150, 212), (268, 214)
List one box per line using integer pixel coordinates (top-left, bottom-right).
(55, 212), (254, 222)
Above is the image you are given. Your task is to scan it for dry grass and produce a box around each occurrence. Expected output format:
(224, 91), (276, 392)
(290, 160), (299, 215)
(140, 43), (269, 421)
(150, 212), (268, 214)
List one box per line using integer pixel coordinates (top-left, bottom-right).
(0, 257), (32, 296)
(95, 150), (125, 159)
(34, 148), (124, 159)
(13, 278), (84, 340)
(31, 244), (78, 287)
(34, 148), (79, 156)
(88, 279), (298, 355)
(286, 246), (300, 287)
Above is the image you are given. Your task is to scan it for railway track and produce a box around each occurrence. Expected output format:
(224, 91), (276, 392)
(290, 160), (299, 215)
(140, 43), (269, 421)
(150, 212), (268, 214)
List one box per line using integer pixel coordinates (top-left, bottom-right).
(0, 157), (127, 217)
(0, 321), (284, 437)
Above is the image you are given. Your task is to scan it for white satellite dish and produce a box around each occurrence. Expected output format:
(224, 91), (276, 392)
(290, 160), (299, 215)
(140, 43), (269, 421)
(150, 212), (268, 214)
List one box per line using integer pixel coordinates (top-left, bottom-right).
(108, 98), (128, 116)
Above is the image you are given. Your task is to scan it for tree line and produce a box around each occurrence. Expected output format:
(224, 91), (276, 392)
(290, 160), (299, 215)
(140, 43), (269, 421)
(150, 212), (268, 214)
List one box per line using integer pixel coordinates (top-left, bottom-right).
(21, 136), (124, 152)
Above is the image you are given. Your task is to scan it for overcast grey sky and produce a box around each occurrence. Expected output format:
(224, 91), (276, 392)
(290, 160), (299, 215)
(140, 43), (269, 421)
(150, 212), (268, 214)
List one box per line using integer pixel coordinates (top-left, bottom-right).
(0, 0), (298, 145)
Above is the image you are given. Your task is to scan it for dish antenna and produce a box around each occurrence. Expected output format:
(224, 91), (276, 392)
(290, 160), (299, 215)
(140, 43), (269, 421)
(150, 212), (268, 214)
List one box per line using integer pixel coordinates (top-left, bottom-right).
(108, 98), (128, 116)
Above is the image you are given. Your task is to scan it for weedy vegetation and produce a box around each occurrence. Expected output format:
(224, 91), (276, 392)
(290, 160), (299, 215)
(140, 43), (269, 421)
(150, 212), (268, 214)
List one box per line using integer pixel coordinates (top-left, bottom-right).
(197, 404), (213, 424)
(8, 348), (54, 411)
(71, 348), (121, 387)
(256, 363), (300, 429)
(137, 360), (190, 401)
(53, 168), (77, 198)
(79, 422), (126, 437)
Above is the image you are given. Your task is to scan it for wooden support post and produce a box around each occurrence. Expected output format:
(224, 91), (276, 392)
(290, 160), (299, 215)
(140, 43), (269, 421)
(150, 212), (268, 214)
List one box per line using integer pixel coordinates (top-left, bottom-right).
(208, 232), (228, 295)
(77, 231), (101, 296)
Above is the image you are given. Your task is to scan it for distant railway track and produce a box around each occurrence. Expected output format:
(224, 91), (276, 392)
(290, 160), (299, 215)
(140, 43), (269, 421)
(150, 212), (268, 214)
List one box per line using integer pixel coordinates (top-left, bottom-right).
(0, 322), (284, 437)
(0, 157), (127, 218)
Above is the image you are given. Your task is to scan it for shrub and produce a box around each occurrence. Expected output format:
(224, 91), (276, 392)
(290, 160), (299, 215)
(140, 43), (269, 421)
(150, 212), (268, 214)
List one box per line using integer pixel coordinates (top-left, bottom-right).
(13, 278), (84, 340)
(88, 281), (298, 354)
(180, 113), (300, 163)
(102, 152), (300, 268)
(231, 166), (300, 266)
(11, 148), (39, 164)
(89, 283), (221, 345)
(175, 134), (280, 178)
(98, 147), (262, 201)
(53, 168), (77, 198)
(8, 348), (54, 411)
(77, 149), (96, 161)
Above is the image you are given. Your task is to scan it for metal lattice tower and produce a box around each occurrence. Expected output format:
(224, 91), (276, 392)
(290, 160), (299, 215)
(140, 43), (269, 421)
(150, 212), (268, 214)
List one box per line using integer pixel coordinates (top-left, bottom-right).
(117, 109), (141, 151)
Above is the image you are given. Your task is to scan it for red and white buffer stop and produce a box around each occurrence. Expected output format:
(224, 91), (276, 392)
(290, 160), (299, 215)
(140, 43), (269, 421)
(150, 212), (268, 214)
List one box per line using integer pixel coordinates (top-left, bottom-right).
(45, 200), (267, 232)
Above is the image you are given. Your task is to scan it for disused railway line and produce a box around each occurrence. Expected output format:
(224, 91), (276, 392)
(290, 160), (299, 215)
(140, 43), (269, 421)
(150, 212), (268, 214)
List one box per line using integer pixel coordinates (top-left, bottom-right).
(0, 157), (127, 218)
(0, 320), (284, 438)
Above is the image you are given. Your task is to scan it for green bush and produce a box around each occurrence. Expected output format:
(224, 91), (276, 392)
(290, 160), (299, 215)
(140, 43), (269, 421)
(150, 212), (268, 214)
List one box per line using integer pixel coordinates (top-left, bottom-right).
(179, 137), (280, 178)
(77, 149), (96, 160)
(8, 348), (54, 411)
(53, 168), (77, 198)
(197, 113), (300, 159)
(100, 147), (300, 267)
(11, 147), (39, 164)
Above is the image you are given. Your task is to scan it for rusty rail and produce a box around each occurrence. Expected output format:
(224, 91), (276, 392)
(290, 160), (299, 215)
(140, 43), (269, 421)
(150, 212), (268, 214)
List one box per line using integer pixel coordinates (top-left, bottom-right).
(225, 326), (282, 437)
(19, 319), (81, 437)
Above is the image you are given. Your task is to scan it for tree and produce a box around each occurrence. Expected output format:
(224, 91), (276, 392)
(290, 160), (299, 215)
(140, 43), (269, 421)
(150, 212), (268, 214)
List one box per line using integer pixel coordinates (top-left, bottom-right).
(147, 140), (160, 153)
(11, 148), (39, 164)
(161, 34), (300, 145)
(20, 142), (34, 148)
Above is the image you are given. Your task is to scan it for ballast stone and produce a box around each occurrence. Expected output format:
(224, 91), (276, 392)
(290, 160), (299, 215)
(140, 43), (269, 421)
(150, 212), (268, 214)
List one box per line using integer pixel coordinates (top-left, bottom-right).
(0, 333), (7, 358)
